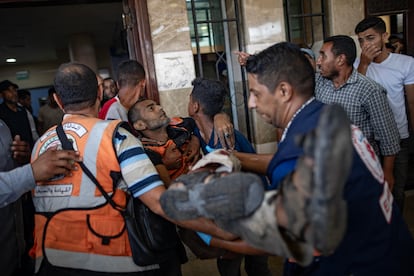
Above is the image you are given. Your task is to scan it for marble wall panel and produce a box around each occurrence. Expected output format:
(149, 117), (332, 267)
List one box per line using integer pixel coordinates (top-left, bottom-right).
(159, 87), (192, 118)
(251, 110), (277, 145)
(255, 141), (278, 154)
(328, 0), (364, 36)
(148, 0), (366, 155)
(242, 0), (285, 45)
(148, 0), (192, 54)
(246, 42), (277, 55)
(154, 50), (196, 91)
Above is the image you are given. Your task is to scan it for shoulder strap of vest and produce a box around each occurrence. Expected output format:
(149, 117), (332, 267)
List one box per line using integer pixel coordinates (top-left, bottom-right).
(56, 124), (124, 212)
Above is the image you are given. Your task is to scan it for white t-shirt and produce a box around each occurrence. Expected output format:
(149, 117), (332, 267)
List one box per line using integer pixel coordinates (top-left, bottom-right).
(103, 96), (128, 121)
(354, 53), (414, 139)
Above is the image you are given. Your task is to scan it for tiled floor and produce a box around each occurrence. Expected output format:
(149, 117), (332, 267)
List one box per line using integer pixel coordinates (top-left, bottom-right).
(182, 156), (414, 276)
(182, 255), (285, 275)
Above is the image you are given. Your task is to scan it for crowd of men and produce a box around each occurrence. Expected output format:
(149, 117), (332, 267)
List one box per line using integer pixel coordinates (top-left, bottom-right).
(0, 16), (413, 276)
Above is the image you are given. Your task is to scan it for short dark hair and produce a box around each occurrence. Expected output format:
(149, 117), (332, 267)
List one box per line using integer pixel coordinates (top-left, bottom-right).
(103, 77), (116, 85)
(355, 17), (386, 34)
(54, 63), (98, 111)
(127, 97), (147, 125)
(0, 80), (18, 93)
(48, 86), (56, 96)
(246, 42), (315, 98)
(190, 77), (226, 118)
(324, 35), (357, 66)
(18, 89), (31, 100)
(117, 60), (145, 89)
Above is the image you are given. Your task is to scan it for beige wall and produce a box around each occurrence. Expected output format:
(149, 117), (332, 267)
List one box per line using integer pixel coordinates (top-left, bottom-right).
(147, 0), (195, 119)
(145, 0), (366, 154)
(239, 0), (366, 153)
(0, 0), (367, 153)
(239, 0), (287, 153)
(327, 0), (364, 37)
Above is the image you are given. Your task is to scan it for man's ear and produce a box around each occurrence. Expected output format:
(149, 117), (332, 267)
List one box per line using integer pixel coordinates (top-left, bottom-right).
(53, 93), (65, 112)
(132, 79), (147, 99)
(133, 120), (147, 131)
(336, 54), (346, 66)
(140, 79), (146, 88)
(194, 101), (201, 113)
(189, 99), (200, 113)
(97, 85), (103, 102)
(278, 82), (293, 102)
(138, 79), (146, 97)
(383, 32), (390, 43)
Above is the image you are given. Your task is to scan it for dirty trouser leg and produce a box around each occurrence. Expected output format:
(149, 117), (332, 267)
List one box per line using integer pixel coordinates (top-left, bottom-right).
(216, 191), (315, 266)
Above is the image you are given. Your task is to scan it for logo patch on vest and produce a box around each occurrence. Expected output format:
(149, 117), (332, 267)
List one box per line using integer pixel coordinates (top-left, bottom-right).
(351, 125), (393, 222)
(379, 182), (393, 223)
(34, 184), (73, 197)
(351, 125), (384, 183)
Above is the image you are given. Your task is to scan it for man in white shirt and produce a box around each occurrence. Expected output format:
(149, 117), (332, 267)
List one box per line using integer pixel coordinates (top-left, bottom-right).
(99, 60), (145, 121)
(354, 16), (414, 212)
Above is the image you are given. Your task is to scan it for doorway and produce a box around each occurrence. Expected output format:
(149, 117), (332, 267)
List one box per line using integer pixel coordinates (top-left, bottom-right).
(0, 0), (159, 116)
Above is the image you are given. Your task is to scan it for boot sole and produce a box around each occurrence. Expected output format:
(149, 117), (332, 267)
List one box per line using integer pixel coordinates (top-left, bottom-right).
(311, 104), (352, 254)
(160, 172), (265, 221)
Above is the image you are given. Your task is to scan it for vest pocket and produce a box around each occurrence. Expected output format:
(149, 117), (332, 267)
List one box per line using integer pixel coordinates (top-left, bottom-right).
(86, 213), (128, 256)
(44, 209), (129, 256)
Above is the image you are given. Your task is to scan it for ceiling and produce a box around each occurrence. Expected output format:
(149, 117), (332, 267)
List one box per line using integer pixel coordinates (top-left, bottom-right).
(0, 1), (124, 67)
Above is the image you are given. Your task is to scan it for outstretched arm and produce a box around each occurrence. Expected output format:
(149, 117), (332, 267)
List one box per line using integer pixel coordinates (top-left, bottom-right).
(184, 135), (201, 167)
(139, 185), (238, 241)
(233, 151), (273, 175)
(235, 51), (251, 67)
(213, 112), (235, 150)
(11, 135), (31, 164)
(31, 147), (81, 181)
(382, 155), (396, 190)
(1, 147), (80, 207)
(210, 237), (272, 255)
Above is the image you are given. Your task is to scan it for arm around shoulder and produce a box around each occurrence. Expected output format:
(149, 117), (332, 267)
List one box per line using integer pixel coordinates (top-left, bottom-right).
(233, 151), (273, 175)
(0, 164), (35, 207)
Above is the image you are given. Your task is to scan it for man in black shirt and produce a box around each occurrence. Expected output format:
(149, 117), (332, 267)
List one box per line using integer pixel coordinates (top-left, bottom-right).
(0, 80), (36, 148)
(0, 79), (38, 275)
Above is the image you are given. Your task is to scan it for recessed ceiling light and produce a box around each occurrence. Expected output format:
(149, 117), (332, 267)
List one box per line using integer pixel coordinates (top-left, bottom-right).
(6, 58), (17, 63)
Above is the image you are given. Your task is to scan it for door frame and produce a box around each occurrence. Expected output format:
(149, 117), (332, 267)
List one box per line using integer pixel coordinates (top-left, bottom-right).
(123, 0), (159, 103)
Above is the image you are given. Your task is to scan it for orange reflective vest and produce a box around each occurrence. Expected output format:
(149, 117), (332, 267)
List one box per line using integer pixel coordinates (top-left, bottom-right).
(30, 115), (157, 273)
(141, 117), (193, 179)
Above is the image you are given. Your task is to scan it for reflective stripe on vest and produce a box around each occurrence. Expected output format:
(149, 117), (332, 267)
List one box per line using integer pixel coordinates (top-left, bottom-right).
(33, 119), (120, 211)
(31, 117), (158, 272)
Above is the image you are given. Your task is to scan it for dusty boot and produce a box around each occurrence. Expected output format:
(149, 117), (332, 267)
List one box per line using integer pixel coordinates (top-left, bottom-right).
(216, 190), (316, 266)
(160, 171), (264, 221)
(279, 104), (352, 257)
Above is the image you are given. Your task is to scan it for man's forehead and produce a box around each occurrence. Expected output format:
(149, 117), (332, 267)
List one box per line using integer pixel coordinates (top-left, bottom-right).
(358, 28), (380, 36)
(2, 86), (16, 92)
(137, 99), (156, 111)
(321, 41), (333, 50)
